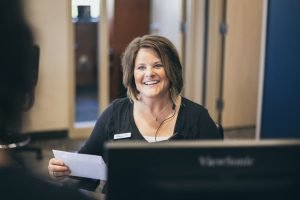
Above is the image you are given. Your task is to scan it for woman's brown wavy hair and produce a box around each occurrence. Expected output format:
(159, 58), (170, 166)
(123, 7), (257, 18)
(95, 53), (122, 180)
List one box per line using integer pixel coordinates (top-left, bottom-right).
(121, 34), (183, 104)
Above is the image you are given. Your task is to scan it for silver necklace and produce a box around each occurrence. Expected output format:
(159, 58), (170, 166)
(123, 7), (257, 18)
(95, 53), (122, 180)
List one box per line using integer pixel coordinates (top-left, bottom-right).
(151, 103), (175, 122)
(154, 107), (176, 142)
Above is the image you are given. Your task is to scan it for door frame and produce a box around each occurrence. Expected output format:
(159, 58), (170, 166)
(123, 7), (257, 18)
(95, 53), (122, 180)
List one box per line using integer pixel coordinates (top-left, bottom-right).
(69, 0), (109, 138)
(255, 0), (268, 140)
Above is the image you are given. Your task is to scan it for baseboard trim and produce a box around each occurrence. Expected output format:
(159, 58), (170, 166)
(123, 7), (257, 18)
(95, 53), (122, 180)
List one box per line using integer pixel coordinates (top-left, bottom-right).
(224, 125), (256, 131)
(25, 130), (68, 140)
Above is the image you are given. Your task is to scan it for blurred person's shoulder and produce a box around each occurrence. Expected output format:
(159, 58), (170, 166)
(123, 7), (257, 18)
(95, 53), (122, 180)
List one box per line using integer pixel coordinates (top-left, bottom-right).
(1, 165), (92, 200)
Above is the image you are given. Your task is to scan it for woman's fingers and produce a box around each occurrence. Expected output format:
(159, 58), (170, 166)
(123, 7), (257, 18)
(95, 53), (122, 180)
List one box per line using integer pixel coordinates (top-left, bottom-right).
(49, 158), (65, 166)
(49, 164), (70, 172)
(48, 158), (71, 178)
(51, 170), (70, 177)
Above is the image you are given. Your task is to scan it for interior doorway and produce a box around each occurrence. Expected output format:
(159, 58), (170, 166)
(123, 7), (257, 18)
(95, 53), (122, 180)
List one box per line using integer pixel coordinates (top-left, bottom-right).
(71, 0), (185, 128)
(72, 0), (100, 123)
(108, 0), (184, 102)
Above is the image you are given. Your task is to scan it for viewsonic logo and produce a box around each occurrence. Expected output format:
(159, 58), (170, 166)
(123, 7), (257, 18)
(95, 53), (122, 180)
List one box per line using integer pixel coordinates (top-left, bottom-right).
(198, 156), (255, 167)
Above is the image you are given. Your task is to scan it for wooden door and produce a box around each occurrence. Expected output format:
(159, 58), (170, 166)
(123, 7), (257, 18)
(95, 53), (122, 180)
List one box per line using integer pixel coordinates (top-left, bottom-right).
(221, 0), (263, 128)
(109, 0), (150, 101)
(75, 22), (98, 88)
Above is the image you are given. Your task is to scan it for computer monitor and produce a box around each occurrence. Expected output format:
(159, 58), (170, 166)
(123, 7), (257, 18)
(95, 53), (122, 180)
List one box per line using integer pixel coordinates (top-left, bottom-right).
(105, 140), (300, 200)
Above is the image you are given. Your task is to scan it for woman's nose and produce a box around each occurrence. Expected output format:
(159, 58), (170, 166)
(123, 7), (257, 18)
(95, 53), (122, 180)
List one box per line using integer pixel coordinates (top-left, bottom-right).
(145, 66), (154, 76)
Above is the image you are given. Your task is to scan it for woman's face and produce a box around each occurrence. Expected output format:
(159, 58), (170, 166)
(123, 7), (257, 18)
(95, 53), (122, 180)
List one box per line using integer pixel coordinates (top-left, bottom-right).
(134, 48), (170, 100)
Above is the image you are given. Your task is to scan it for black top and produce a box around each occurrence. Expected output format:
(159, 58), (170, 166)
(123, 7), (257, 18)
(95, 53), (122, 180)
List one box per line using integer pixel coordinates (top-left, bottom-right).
(79, 97), (222, 159)
(76, 97), (222, 191)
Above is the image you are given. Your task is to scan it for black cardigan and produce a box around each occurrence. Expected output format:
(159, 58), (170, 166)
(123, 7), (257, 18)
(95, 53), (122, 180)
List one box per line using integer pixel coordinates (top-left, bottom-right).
(79, 97), (222, 158)
(76, 97), (223, 191)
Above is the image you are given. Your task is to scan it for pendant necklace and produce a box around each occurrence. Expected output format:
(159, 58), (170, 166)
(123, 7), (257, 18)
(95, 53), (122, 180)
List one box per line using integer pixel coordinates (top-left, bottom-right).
(151, 103), (175, 122)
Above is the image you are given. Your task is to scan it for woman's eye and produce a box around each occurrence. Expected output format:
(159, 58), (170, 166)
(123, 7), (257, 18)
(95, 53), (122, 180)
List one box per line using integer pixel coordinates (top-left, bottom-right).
(137, 66), (145, 70)
(154, 64), (163, 68)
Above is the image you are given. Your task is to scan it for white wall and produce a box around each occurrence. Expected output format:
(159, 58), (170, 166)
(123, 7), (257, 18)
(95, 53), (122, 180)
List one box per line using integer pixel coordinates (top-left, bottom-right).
(183, 0), (206, 104)
(150, 0), (182, 58)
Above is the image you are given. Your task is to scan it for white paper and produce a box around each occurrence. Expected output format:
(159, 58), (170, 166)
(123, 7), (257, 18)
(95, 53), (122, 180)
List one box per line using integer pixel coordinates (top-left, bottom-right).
(52, 150), (107, 180)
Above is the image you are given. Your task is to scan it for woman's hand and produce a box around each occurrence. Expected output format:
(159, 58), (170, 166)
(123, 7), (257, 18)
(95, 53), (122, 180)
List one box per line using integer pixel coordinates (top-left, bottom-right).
(48, 158), (71, 179)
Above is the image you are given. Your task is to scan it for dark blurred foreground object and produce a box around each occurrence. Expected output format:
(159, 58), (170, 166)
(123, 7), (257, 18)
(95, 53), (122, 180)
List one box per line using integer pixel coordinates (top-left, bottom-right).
(105, 140), (300, 200)
(0, 0), (39, 149)
(0, 131), (42, 159)
(0, 44), (42, 160)
(1, 162), (94, 199)
(0, 0), (93, 199)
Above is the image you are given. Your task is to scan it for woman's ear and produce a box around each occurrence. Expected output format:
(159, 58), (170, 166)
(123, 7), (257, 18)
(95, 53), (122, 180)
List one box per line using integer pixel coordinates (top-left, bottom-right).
(23, 44), (39, 111)
(31, 44), (39, 87)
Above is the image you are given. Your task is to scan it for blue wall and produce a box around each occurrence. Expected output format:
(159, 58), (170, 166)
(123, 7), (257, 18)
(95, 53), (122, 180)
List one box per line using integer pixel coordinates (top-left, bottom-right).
(261, 0), (300, 138)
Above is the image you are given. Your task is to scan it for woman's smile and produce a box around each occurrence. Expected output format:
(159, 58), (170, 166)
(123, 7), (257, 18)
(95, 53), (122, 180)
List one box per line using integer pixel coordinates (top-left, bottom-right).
(143, 80), (160, 85)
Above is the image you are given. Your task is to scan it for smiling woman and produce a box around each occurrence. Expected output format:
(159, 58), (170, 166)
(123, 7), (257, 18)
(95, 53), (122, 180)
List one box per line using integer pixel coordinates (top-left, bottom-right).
(130, 46), (178, 140)
(48, 34), (223, 191)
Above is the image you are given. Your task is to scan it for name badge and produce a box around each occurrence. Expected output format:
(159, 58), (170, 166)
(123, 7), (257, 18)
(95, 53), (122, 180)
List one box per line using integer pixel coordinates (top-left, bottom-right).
(113, 132), (132, 140)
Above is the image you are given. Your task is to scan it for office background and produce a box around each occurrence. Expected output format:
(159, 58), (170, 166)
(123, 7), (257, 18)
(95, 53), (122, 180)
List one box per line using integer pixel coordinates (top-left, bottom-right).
(20, 0), (299, 140)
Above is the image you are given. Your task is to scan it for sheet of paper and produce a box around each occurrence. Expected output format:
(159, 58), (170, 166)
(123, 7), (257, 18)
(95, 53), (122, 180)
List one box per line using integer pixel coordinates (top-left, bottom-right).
(53, 150), (107, 180)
